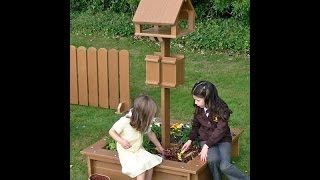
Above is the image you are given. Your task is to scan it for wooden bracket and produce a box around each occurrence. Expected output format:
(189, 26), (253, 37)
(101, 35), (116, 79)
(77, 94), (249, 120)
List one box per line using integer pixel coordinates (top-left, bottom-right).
(115, 103), (124, 114)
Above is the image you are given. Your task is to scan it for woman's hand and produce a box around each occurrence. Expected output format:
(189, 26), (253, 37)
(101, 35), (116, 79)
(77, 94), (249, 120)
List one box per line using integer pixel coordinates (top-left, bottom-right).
(181, 140), (192, 152)
(199, 144), (209, 162)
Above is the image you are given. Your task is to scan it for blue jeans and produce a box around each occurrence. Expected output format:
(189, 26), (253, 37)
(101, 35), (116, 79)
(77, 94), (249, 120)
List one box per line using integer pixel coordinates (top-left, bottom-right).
(200, 141), (249, 180)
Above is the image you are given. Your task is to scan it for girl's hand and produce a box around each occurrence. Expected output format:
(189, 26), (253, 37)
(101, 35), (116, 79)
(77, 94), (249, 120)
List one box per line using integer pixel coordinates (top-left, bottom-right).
(120, 138), (131, 149)
(181, 140), (192, 152)
(199, 144), (209, 162)
(155, 146), (164, 154)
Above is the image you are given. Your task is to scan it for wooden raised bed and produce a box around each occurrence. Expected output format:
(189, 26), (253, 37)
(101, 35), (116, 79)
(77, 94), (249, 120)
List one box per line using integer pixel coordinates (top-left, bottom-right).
(80, 128), (243, 180)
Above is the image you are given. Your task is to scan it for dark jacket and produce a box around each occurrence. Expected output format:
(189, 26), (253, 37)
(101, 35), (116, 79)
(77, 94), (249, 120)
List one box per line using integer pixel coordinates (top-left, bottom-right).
(188, 108), (232, 147)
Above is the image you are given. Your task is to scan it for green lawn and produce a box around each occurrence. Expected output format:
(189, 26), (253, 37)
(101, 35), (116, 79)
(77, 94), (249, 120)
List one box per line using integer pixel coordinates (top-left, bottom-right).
(70, 34), (250, 179)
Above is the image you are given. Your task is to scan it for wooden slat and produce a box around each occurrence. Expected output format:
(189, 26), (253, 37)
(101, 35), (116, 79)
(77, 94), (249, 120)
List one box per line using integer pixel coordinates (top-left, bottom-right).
(70, 45), (78, 104)
(77, 46), (88, 106)
(119, 50), (130, 112)
(87, 47), (99, 107)
(108, 49), (119, 109)
(98, 48), (109, 108)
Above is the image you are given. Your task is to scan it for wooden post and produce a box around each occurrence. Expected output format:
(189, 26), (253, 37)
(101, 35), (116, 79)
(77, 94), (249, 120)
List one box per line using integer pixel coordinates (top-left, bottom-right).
(160, 38), (171, 149)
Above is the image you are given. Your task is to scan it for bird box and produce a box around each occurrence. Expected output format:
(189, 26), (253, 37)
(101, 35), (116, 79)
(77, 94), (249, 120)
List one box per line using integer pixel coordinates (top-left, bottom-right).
(132, 0), (196, 39)
(145, 55), (161, 85)
(145, 53), (185, 88)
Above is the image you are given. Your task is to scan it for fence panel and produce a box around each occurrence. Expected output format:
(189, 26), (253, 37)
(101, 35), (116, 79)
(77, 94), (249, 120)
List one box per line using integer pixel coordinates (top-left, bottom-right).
(70, 45), (130, 113)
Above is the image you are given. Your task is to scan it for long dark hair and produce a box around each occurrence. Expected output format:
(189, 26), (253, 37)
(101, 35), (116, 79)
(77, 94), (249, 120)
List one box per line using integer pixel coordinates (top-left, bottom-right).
(191, 81), (232, 121)
(130, 95), (158, 133)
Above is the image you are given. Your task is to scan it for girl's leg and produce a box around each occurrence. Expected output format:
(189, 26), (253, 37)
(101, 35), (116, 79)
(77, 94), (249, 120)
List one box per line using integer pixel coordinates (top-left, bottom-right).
(145, 168), (154, 180)
(201, 141), (221, 180)
(136, 171), (146, 180)
(218, 142), (249, 180)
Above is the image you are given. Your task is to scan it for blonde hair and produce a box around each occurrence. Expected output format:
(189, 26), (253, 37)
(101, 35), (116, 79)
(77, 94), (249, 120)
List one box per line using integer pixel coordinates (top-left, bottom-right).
(130, 95), (158, 133)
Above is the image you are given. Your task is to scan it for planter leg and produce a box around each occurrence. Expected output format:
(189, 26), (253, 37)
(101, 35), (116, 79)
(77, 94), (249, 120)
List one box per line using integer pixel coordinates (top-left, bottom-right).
(86, 157), (92, 177)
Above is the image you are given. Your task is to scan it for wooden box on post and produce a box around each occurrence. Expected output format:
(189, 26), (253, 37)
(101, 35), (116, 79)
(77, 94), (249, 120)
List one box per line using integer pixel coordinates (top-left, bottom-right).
(145, 55), (160, 85)
(161, 54), (185, 88)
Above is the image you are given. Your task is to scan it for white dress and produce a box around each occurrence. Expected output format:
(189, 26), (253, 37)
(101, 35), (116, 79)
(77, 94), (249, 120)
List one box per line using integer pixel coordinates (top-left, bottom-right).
(111, 113), (162, 178)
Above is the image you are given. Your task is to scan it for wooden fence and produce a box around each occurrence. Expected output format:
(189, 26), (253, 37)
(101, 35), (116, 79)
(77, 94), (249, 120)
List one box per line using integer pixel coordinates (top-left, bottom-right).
(70, 45), (130, 113)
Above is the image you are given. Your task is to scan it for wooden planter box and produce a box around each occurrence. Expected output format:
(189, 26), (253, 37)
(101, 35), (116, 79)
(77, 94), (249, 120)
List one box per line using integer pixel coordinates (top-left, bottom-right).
(81, 138), (211, 180)
(80, 128), (243, 180)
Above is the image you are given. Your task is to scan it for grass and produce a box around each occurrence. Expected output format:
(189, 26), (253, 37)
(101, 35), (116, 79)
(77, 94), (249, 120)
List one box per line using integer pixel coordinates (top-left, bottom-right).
(70, 33), (250, 179)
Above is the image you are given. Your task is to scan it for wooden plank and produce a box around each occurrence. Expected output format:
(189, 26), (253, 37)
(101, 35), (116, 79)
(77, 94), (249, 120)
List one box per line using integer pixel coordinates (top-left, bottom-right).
(119, 50), (130, 112)
(98, 48), (109, 108)
(70, 45), (78, 104)
(108, 49), (119, 109)
(77, 46), (88, 106)
(87, 47), (99, 107)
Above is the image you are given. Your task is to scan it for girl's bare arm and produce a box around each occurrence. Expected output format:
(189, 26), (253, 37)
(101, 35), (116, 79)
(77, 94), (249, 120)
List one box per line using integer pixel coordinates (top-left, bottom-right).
(109, 128), (131, 149)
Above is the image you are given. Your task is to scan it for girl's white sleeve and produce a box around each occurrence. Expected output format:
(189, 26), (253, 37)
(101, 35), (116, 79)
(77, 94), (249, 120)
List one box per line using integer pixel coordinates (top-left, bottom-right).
(111, 117), (126, 134)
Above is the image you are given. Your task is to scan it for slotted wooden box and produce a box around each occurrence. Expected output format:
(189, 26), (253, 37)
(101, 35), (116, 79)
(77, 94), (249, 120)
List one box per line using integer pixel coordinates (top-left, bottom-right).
(145, 54), (185, 88)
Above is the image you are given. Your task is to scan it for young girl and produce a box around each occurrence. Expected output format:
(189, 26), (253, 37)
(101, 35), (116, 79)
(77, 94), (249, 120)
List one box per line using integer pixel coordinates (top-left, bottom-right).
(109, 95), (164, 180)
(181, 81), (249, 180)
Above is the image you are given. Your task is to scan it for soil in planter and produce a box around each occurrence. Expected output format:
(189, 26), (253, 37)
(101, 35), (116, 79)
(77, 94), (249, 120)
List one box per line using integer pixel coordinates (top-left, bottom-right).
(105, 140), (200, 163)
(161, 143), (201, 163)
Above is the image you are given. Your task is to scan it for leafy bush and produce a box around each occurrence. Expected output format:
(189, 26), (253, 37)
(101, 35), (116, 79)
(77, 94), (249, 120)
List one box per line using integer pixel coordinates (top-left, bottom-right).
(70, 11), (249, 53)
(70, 0), (105, 13)
(70, 0), (249, 25)
(70, 10), (134, 37)
(173, 18), (249, 52)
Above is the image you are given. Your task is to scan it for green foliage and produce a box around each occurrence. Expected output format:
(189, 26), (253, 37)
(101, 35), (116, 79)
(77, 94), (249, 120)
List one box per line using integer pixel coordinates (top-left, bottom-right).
(71, 11), (249, 53)
(174, 18), (249, 52)
(142, 134), (157, 153)
(127, 0), (140, 15)
(151, 123), (162, 140)
(104, 0), (130, 13)
(192, 0), (249, 23)
(70, 0), (105, 13)
(178, 126), (192, 144)
(70, 10), (134, 37)
(70, 0), (249, 24)
(231, 0), (250, 23)
(105, 136), (117, 150)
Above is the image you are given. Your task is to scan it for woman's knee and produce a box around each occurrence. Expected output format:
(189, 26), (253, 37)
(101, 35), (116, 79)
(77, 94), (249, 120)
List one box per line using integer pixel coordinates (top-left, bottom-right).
(219, 161), (232, 172)
(207, 155), (220, 164)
